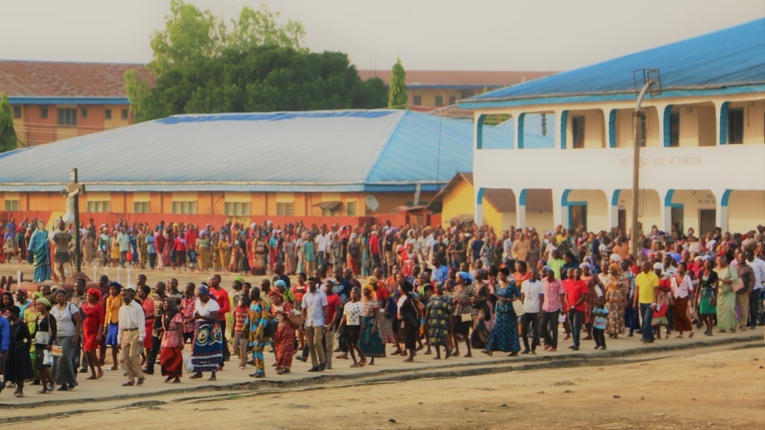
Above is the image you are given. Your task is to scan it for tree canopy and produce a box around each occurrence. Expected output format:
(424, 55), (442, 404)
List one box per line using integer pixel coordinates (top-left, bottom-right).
(0, 93), (18, 153)
(388, 58), (408, 108)
(127, 1), (386, 122)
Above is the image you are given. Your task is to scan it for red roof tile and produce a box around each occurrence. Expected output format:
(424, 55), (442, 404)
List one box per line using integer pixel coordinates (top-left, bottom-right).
(0, 60), (151, 98)
(357, 70), (556, 87)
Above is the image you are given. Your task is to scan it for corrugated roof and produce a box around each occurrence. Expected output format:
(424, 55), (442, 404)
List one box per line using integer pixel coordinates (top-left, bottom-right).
(0, 110), (511, 193)
(462, 19), (765, 107)
(0, 60), (151, 101)
(358, 70), (556, 89)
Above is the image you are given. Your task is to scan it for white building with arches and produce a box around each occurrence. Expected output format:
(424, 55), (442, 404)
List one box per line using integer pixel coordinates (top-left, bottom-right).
(460, 19), (765, 235)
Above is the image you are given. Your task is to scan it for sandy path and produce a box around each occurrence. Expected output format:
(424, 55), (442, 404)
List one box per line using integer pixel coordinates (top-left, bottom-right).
(5, 344), (764, 429)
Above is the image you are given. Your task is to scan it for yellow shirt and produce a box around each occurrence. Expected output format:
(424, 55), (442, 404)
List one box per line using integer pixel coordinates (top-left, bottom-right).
(635, 272), (659, 304)
(105, 295), (124, 324)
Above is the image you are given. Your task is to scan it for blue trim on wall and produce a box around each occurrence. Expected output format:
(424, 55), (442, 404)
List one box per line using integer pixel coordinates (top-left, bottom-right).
(519, 189), (527, 206)
(719, 102), (730, 144)
(611, 189), (621, 206)
(517, 113), (526, 149)
(476, 115), (485, 150)
(476, 187), (485, 205)
(721, 189), (732, 207)
(608, 110), (617, 148)
(663, 105), (674, 147)
(457, 84), (765, 110)
(664, 189), (683, 208)
(561, 189), (571, 206)
(560, 111), (568, 149)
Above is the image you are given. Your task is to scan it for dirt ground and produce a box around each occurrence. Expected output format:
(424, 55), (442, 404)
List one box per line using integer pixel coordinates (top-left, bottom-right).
(4, 344), (764, 429)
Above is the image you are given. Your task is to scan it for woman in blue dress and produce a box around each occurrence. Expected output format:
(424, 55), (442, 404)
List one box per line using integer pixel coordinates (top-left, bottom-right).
(483, 267), (521, 356)
(27, 220), (52, 283)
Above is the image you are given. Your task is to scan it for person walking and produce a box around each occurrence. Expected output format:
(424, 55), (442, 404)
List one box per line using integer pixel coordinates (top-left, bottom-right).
(190, 285), (222, 381)
(118, 286), (145, 386)
(519, 269), (544, 354)
(50, 289), (82, 391)
(540, 268), (565, 352)
(3, 306), (34, 397)
(483, 267), (522, 357)
(302, 276), (328, 372)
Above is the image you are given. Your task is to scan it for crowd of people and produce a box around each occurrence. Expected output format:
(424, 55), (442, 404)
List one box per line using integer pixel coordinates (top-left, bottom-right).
(0, 217), (763, 399)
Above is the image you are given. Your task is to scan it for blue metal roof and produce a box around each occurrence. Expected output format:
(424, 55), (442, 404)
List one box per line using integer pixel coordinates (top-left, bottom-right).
(0, 110), (508, 193)
(461, 19), (765, 109)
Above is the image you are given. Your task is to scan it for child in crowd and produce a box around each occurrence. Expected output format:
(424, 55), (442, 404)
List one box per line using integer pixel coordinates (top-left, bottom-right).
(233, 295), (250, 369)
(592, 296), (609, 350)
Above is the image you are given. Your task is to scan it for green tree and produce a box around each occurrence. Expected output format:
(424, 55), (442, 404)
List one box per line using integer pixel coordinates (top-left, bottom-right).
(127, 1), (386, 121)
(388, 58), (408, 108)
(0, 93), (18, 152)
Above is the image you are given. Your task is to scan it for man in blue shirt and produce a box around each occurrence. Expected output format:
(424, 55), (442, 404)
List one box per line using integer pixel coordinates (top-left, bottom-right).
(0, 314), (10, 393)
(431, 258), (449, 284)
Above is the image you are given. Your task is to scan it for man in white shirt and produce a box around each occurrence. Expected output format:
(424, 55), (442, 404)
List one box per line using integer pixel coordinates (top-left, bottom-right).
(315, 227), (330, 268)
(118, 285), (146, 386)
(746, 250), (765, 327)
(302, 277), (329, 372)
(520, 270), (545, 354)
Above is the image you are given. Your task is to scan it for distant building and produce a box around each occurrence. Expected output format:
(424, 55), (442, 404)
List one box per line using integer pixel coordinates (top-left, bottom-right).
(0, 110), (511, 227)
(358, 70), (555, 109)
(461, 19), (765, 234)
(0, 61), (150, 147)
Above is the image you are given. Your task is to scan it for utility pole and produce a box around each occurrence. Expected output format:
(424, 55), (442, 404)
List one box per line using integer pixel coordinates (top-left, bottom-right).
(630, 69), (662, 260)
(70, 168), (83, 273)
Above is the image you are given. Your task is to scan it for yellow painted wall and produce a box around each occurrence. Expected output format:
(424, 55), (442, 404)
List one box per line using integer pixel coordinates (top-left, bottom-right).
(670, 190), (717, 233)
(728, 191), (765, 233)
(410, 89), (471, 107)
(441, 179), (474, 228)
(568, 110), (605, 149)
(617, 190), (662, 233)
(103, 105), (131, 131)
(526, 210), (554, 232)
(729, 100), (765, 144)
(697, 105), (716, 146)
(482, 203), (515, 233)
(614, 107), (660, 148)
(567, 190), (609, 231)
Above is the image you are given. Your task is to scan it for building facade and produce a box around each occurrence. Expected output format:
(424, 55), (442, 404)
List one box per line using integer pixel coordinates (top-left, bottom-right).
(460, 19), (765, 235)
(0, 110), (504, 227)
(358, 70), (555, 109)
(0, 61), (148, 146)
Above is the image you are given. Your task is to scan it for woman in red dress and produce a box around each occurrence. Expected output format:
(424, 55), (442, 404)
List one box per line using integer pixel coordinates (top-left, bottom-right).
(81, 288), (105, 380)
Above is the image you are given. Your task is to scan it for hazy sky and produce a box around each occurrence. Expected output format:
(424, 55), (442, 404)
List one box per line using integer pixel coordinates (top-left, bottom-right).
(0, 0), (762, 71)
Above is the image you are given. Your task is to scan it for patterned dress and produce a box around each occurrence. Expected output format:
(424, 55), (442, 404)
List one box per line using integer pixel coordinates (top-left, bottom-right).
(426, 294), (452, 348)
(604, 274), (625, 335)
(245, 300), (270, 377)
(271, 302), (295, 371)
(359, 298), (386, 357)
(485, 281), (521, 353)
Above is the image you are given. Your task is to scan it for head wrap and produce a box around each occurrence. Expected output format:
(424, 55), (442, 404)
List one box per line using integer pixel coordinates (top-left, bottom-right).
(367, 276), (379, 285)
(54, 289), (68, 297)
(86, 288), (102, 301)
(609, 263), (621, 273)
(196, 285), (210, 296)
(653, 262), (664, 271)
(16, 289), (27, 299)
(234, 276), (245, 283)
(268, 289), (282, 299)
(579, 262), (592, 270)
(363, 284), (375, 294)
(38, 297), (51, 307)
(32, 291), (43, 299)
(274, 280), (286, 288)
(457, 271), (473, 283)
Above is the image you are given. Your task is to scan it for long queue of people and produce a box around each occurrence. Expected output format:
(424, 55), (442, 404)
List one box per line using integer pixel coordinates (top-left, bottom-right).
(1, 221), (764, 399)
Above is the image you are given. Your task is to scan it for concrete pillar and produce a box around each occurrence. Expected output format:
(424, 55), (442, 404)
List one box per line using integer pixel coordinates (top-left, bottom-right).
(554, 109), (568, 150)
(661, 189), (673, 233)
(517, 189), (527, 228)
(714, 101), (730, 145)
(557, 189), (570, 229)
(713, 189), (731, 232)
(475, 187), (485, 227)
(608, 189), (620, 229)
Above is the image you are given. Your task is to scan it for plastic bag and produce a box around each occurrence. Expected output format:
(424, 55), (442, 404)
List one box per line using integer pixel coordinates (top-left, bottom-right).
(182, 350), (194, 373)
